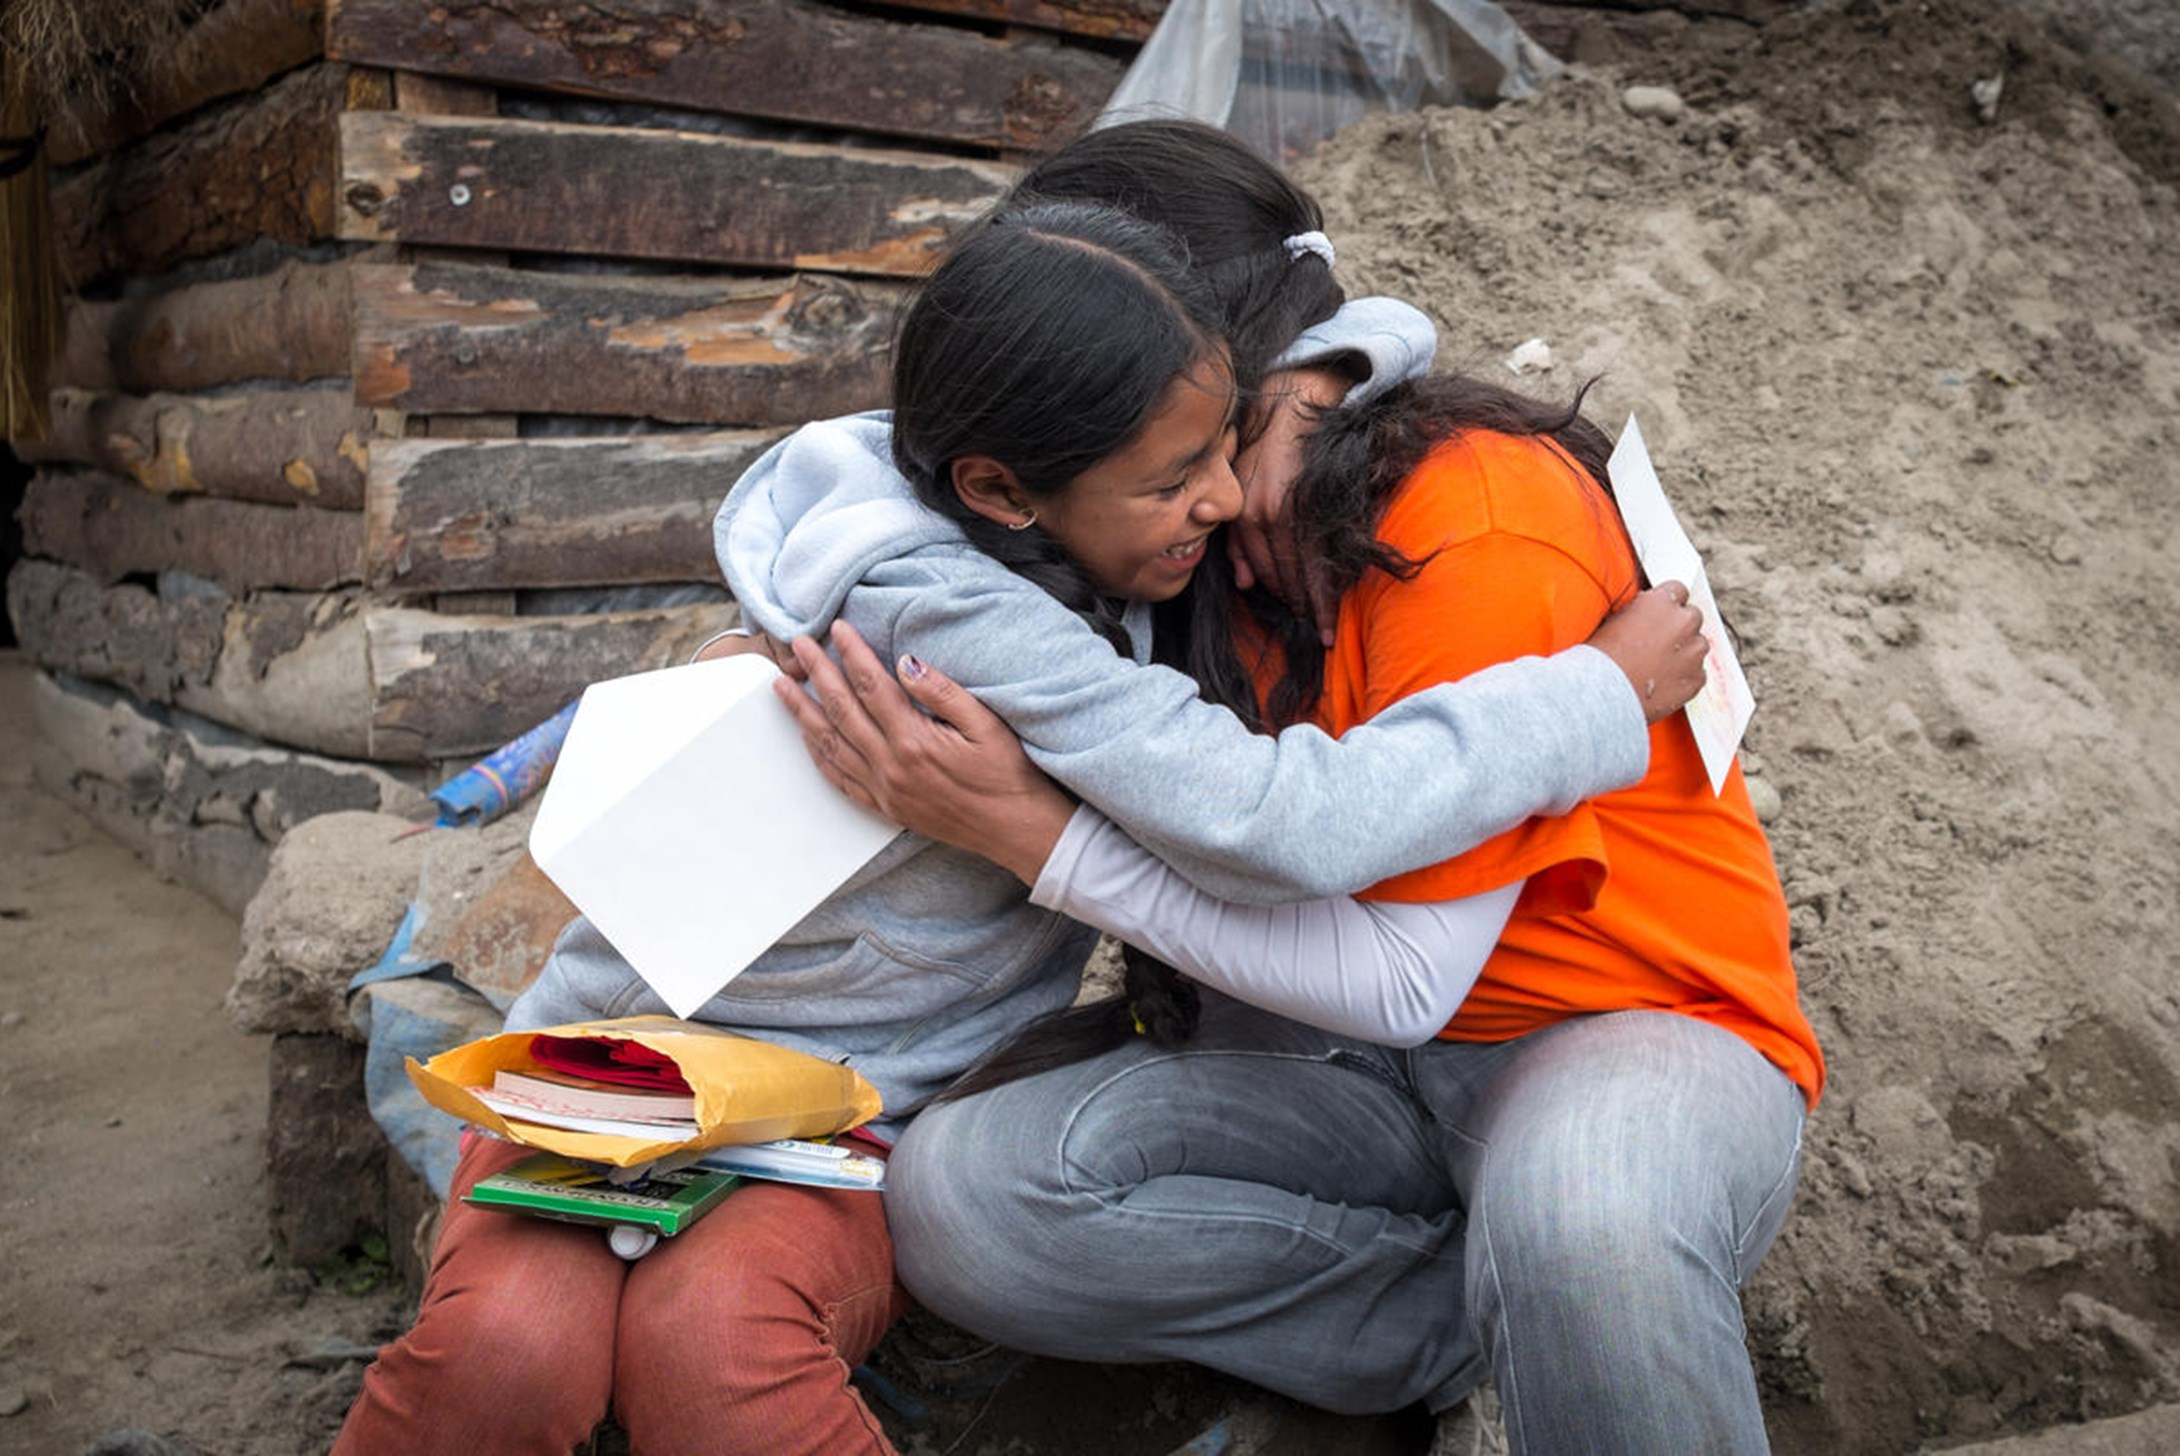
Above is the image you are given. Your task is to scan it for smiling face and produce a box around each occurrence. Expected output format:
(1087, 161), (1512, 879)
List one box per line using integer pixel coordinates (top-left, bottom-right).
(1025, 356), (1243, 603)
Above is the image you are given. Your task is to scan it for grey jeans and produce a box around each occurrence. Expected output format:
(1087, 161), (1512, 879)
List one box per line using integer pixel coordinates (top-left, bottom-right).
(885, 995), (1807, 1454)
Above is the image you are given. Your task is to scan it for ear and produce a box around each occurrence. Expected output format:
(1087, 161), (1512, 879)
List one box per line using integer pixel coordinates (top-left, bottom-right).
(951, 455), (1034, 529)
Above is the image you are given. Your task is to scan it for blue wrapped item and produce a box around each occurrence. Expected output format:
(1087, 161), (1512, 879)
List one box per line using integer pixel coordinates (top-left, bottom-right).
(429, 700), (580, 828)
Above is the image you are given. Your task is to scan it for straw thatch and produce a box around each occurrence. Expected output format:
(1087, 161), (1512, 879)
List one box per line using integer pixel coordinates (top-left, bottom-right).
(0, 0), (208, 439)
(0, 0), (209, 114)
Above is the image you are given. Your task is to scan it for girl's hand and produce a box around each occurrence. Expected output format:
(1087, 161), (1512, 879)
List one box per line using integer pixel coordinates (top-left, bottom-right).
(1587, 582), (1709, 723)
(773, 622), (1076, 885)
(1229, 367), (1347, 644)
(692, 625), (806, 681)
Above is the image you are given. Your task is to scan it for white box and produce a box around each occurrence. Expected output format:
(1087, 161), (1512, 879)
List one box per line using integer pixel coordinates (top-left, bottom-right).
(529, 654), (902, 1018)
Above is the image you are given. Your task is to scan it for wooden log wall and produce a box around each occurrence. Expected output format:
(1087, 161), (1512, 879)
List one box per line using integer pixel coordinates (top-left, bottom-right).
(9, 0), (1154, 910)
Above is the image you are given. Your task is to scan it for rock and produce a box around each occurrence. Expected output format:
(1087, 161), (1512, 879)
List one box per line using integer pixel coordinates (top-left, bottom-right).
(1621, 85), (1686, 123)
(228, 812), (430, 1038)
(266, 1032), (386, 1268)
(1745, 775), (1784, 823)
(0, 1384), (25, 1416)
(1503, 337), (1553, 375)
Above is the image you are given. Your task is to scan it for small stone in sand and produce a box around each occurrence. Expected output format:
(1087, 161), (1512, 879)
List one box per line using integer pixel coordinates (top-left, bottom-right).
(1745, 776), (1783, 824)
(1622, 85), (1686, 123)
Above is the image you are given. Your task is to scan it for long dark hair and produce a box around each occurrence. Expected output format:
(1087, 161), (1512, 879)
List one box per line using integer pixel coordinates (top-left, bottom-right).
(890, 200), (1226, 657)
(1250, 373), (1617, 727)
(1008, 120), (1350, 719)
(927, 128), (1354, 1104)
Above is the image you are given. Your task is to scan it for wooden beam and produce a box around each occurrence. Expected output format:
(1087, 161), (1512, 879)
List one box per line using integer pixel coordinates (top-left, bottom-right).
(27, 669), (430, 919)
(8, 560), (378, 760)
(58, 260), (354, 396)
(48, 0), (328, 165)
(364, 602), (738, 761)
(336, 112), (1014, 275)
(20, 471), (365, 593)
(326, 0), (1122, 151)
(350, 263), (899, 424)
(53, 64), (358, 286)
(365, 431), (784, 592)
(21, 385), (372, 510)
(882, 0), (1165, 42)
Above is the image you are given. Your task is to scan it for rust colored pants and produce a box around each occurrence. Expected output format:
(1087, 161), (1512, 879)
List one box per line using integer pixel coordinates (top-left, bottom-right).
(332, 1135), (911, 1456)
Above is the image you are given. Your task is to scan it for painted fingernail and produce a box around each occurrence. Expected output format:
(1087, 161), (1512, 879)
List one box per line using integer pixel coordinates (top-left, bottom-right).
(899, 655), (926, 680)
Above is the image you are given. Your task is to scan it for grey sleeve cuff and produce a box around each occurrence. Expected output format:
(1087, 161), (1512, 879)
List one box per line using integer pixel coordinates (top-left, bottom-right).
(1271, 297), (1439, 404)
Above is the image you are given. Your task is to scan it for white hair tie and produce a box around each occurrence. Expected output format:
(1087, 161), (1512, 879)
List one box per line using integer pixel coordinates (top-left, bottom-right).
(1282, 230), (1336, 270)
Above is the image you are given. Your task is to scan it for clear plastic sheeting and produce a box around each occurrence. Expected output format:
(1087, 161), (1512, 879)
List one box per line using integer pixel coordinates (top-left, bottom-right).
(1096, 0), (1562, 163)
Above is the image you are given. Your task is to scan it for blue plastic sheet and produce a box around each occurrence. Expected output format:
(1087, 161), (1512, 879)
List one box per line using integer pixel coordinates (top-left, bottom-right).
(349, 903), (504, 1199)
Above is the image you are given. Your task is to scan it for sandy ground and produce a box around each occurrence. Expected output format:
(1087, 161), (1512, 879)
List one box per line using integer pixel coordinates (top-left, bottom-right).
(3, 0), (2178, 1452)
(1295, 0), (2180, 1447)
(0, 649), (411, 1456)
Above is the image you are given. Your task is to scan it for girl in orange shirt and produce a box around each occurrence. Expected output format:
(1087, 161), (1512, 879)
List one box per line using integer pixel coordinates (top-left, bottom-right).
(785, 332), (1818, 1453)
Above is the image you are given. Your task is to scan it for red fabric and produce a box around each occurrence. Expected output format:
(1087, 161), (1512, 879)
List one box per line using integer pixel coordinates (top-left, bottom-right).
(1258, 429), (1824, 1106)
(526, 1034), (695, 1093)
(333, 1135), (910, 1456)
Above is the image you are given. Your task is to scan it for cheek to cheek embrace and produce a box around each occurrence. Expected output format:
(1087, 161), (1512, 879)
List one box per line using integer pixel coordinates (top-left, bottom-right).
(1041, 365), (1246, 603)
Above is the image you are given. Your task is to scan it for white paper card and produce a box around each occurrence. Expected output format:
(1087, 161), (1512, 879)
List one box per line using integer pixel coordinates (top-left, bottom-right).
(1606, 414), (1754, 794)
(529, 654), (902, 1018)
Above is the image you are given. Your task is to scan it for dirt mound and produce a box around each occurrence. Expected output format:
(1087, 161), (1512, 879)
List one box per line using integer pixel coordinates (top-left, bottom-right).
(1298, 0), (2180, 1448)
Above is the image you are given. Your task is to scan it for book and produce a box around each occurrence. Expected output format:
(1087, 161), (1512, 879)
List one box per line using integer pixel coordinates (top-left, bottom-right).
(467, 1088), (702, 1140)
(695, 1138), (887, 1191)
(465, 1151), (741, 1237)
(490, 1068), (698, 1123)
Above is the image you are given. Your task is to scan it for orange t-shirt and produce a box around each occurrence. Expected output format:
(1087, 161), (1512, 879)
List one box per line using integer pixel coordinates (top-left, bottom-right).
(1251, 429), (1824, 1106)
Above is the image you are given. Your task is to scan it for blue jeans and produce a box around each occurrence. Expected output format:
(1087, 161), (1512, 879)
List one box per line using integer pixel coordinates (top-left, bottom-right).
(886, 997), (1806, 1453)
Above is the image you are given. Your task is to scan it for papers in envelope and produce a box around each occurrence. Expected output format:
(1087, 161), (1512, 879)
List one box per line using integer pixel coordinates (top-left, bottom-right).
(529, 655), (903, 1017)
(1606, 415), (1755, 794)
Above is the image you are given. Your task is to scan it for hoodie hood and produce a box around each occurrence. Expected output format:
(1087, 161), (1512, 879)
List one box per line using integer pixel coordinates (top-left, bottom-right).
(714, 410), (969, 641)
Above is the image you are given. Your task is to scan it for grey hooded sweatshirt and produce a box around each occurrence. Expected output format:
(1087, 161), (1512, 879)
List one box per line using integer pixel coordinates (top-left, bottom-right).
(508, 301), (1650, 1135)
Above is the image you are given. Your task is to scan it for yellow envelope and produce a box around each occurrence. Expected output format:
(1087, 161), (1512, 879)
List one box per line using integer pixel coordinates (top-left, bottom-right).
(408, 1015), (883, 1167)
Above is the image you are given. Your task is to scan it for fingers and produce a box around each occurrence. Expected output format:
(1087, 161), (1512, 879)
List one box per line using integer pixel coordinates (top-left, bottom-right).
(786, 633), (893, 777)
(1228, 500), (1291, 600)
(771, 671), (881, 811)
(1226, 531), (1259, 591)
(892, 650), (1010, 741)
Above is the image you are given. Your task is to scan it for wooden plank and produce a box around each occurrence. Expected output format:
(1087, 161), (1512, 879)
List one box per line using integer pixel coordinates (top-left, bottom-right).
(20, 471), (365, 593)
(26, 669), (429, 919)
(48, 0), (328, 165)
(365, 431), (785, 592)
(53, 64), (353, 286)
(336, 113), (1014, 276)
(883, 0), (1166, 42)
(8, 560), (377, 760)
(350, 263), (899, 424)
(20, 385), (372, 510)
(326, 0), (1123, 151)
(364, 602), (738, 761)
(58, 260), (354, 395)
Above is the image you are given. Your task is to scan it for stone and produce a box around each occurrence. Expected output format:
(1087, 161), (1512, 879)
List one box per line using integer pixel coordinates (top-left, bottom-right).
(1622, 85), (1687, 123)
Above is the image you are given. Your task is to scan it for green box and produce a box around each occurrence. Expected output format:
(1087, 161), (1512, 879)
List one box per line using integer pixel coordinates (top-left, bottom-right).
(465, 1151), (741, 1237)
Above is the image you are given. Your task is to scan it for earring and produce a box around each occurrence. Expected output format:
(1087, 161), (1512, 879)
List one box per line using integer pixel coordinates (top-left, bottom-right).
(1006, 510), (1038, 532)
